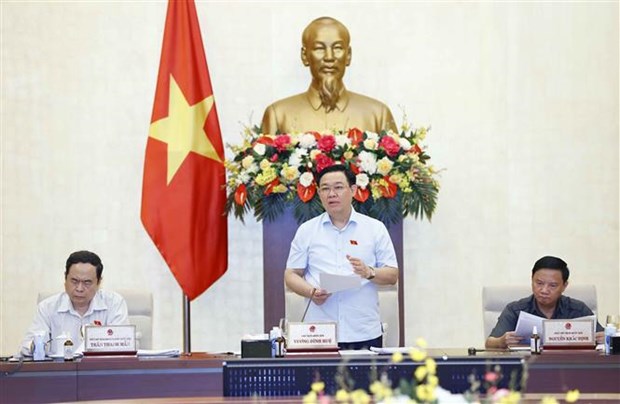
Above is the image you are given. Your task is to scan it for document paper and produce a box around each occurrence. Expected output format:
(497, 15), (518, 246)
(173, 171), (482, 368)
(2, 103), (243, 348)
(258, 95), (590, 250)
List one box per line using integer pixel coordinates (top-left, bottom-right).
(514, 311), (544, 342)
(320, 273), (362, 293)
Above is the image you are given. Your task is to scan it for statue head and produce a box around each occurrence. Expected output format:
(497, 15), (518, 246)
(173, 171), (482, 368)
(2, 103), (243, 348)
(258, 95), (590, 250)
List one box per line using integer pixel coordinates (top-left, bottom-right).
(301, 17), (352, 112)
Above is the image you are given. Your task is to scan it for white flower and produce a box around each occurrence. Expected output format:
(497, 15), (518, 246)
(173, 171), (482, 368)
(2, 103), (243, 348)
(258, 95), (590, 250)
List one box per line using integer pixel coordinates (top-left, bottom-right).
(288, 148), (307, 167)
(299, 133), (317, 149)
(253, 143), (266, 156)
(358, 150), (377, 174)
(237, 172), (251, 184)
(365, 131), (379, 141)
(399, 138), (412, 151)
(243, 162), (259, 174)
(363, 138), (378, 150)
(356, 173), (369, 189)
(377, 157), (394, 176)
(299, 171), (314, 187)
(335, 134), (351, 147)
(241, 155), (255, 169)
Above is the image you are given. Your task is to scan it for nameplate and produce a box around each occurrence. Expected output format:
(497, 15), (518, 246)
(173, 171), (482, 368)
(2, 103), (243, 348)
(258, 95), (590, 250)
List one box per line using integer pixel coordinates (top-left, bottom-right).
(84, 325), (137, 353)
(542, 319), (595, 348)
(287, 322), (338, 352)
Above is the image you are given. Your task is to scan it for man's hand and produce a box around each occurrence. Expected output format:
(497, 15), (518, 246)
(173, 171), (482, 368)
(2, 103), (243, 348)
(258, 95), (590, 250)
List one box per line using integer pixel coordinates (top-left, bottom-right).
(347, 254), (372, 279)
(595, 331), (604, 345)
(501, 331), (522, 347)
(311, 288), (331, 306)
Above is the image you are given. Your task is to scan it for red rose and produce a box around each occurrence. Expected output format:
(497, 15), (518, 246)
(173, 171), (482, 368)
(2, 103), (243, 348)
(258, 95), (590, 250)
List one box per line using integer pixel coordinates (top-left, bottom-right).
(317, 135), (337, 153)
(274, 134), (291, 152)
(270, 153), (279, 162)
(314, 153), (335, 173)
(379, 136), (401, 157)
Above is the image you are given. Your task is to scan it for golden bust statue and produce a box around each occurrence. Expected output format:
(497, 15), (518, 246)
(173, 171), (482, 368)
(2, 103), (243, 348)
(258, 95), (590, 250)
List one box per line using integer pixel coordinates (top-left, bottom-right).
(261, 17), (398, 135)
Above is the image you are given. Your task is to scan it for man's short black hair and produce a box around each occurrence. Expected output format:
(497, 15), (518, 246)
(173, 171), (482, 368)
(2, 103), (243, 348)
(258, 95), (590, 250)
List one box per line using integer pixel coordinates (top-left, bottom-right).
(65, 250), (104, 280)
(531, 255), (569, 283)
(316, 164), (356, 186)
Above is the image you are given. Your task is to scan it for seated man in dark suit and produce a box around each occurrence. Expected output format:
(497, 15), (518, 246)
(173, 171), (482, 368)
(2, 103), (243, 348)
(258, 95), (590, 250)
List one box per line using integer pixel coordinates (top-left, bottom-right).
(485, 255), (604, 349)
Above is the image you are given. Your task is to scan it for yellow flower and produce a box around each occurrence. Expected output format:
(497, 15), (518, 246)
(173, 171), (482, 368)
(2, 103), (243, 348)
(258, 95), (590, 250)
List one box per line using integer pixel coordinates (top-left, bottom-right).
(391, 351), (403, 363)
(409, 347), (426, 362)
(427, 374), (439, 387)
(416, 337), (427, 348)
(255, 168), (277, 186)
(272, 184), (287, 194)
(369, 380), (391, 400)
(414, 365), (428, 381)
(343, 150), (354, 160)
(335, 389), (350, 402)
(303, 391), (317, 404)
(424, 358), (437, 374)
(281, 165), (300, 183)
(376, 157), (394, 176)
(311, 381), (325, 393)
(540, 396), (558, 404)
(565, 389), (580, 403)
(350, 389), (371, 404)
(415, 384), (431, 402)
(497, 391), (521, 404)
(259, 158), (271, 170)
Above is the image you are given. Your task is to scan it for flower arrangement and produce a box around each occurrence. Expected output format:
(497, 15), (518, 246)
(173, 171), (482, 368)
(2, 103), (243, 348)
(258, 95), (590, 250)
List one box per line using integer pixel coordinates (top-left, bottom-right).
(303, 338), (441, 404)
(225, 122), (440, 224)
(302, 338), (582, 404)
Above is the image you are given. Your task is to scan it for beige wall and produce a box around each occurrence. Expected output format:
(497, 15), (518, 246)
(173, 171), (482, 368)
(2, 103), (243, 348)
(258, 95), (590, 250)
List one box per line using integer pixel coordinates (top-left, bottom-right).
(1, 1), (618, 355)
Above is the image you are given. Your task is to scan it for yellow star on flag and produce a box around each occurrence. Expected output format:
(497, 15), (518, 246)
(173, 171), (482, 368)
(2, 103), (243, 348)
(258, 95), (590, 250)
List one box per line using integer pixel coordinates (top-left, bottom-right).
(149, 74), (221, 184)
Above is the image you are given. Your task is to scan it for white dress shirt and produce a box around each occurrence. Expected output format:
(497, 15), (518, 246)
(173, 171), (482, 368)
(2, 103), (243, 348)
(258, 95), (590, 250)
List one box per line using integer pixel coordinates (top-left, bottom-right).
(20, 289), (128, 356)
(286, 209), (398, 342)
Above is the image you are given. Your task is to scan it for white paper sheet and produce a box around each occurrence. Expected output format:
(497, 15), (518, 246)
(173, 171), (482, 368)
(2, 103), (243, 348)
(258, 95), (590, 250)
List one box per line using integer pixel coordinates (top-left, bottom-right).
(514, 311), (544, 341)
(137, 349), (180, 357)
(320, 273), (361, 293)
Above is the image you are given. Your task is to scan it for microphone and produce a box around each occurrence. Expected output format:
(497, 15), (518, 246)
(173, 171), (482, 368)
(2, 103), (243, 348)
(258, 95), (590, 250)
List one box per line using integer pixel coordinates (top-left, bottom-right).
(468, 347), (487, 355)
(300, 288), (317, 322)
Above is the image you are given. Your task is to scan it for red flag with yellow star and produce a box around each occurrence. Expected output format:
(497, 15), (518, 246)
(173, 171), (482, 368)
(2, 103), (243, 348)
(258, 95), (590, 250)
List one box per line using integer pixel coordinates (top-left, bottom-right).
(141, 0), (227, 301)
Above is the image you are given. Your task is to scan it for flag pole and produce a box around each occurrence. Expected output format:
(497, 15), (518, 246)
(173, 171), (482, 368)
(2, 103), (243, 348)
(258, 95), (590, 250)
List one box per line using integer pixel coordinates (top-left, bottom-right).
(183, 294), (191, 355)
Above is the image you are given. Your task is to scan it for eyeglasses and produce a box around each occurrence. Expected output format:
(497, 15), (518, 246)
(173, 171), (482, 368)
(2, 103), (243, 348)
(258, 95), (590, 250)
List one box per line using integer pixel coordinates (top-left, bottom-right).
(318, 185), (349, 195)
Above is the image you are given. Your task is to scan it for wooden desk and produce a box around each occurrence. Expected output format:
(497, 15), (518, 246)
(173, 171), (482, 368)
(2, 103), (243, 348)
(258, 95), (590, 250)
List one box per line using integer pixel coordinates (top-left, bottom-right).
(1, 353), (226, 404)
(524, 350), (620, 394)
(2, 350), (619, 403)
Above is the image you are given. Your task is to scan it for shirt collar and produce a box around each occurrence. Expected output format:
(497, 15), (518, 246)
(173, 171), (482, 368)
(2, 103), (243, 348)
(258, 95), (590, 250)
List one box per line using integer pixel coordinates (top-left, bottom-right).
(306, 86), (350, 112)
(528, 294), (566, 318)
(57, 290), (106, 316)
(320, 207), (360, 229)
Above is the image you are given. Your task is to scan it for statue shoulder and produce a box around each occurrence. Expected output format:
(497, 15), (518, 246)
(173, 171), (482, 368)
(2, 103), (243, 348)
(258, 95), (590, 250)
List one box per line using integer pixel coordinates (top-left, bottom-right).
(265, 92), (308, 111)
(347, 91), (392, 111)
(261, 92), (309, 135)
